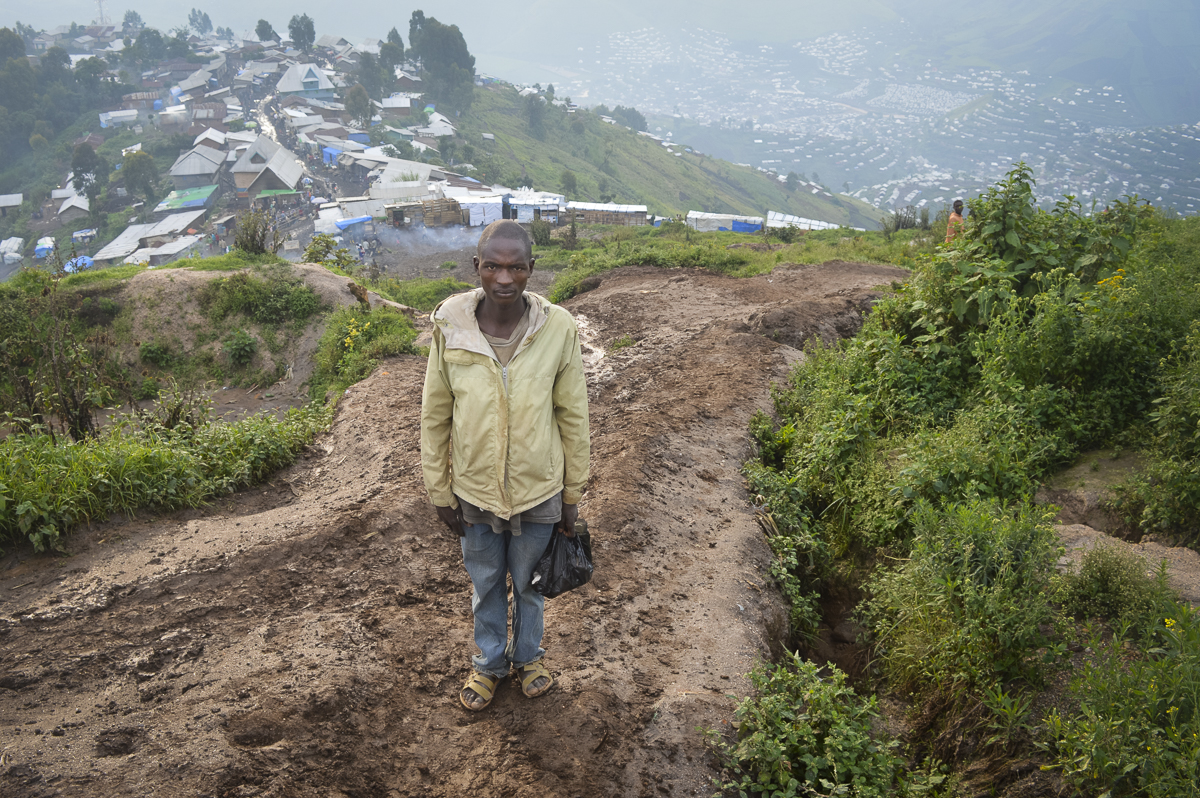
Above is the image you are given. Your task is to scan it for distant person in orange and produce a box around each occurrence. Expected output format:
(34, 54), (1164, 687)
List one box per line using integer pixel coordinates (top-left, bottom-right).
(945, 199), (965, 243)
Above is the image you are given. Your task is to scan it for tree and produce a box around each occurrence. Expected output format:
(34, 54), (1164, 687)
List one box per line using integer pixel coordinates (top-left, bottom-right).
(379, 41), (404, 71)
(71, 143), (108, 204)
(122, 10), (143, 34)
(408, 11), (426, 59)
(188, 9), (212, 35)
(546, 83), (555, 101)
(561, 168), (577, 196)
(345, 84), (372, 128)
(255, 19), (277, 42)
(410, 16), (475, 109)
(123, 150), (158, 202)
(134, 27), (166, 62)
(288, 14), (315, 53)
(387, 27), (403, 47)
(166, 31), (190, 59)
(0, 27), (26, 64)
(786, 171), (799, 191)
(524, 93), (545, 139)
(357, 52), (387, 100)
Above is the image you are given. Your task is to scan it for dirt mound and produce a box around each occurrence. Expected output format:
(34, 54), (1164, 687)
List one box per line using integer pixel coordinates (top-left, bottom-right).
(0, 261), (906, 797)
(112, 262), (420, 420)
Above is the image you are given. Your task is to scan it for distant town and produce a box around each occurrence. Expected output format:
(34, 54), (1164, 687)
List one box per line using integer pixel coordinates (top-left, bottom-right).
(561, 22), (1200, 215)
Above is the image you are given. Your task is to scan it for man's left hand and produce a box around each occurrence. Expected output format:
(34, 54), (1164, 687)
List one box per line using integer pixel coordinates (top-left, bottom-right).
(557, 503), (578, 537)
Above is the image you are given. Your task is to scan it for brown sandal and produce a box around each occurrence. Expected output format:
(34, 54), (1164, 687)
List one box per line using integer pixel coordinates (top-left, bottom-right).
(516, 661), (554, 698)
(460, 672), (500, 711)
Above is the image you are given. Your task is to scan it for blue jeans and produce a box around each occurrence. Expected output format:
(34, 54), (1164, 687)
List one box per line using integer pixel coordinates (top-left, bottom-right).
(460, 521), (554, 678)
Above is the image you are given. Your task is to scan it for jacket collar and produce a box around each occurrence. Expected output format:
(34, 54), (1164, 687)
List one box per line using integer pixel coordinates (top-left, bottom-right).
(432, 288), (550, 360)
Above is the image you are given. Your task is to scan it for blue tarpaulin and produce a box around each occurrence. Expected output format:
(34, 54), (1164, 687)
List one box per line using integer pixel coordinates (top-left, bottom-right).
(34, 241), (55, 258)
(334, 216), (371, 230)
(64, 255), (94, 273)
(347, 133), (369, 144)
(732, 219), (762, 232)
(322, 147), (340, 164)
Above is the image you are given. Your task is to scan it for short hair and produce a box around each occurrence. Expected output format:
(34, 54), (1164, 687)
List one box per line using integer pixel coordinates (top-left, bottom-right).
(953, 199), (964, 211)
(477, 219), (532, 261)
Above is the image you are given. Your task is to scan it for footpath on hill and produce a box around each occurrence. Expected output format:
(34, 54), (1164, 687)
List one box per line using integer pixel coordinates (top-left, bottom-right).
(0, 262), (904, 798)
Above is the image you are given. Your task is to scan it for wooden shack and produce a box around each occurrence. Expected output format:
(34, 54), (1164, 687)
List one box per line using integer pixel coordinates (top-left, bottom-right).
(566, 201), (649, 226)
(421, 198), (466, 227)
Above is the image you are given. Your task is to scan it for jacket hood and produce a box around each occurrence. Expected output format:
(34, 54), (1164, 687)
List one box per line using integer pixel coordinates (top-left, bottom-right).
(432, 289), (550, 359)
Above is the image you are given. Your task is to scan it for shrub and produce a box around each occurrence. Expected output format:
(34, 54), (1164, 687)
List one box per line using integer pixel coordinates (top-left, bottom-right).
(139, 340), (172, 367)
(371, 276), (471, 311)
(0, 403), (330, 551)
(1046, 606), (1200, 797)
(861, 500), (1059, 694)
(1061, 545), (1177, 638)
(709, 654), (901, 798)
(234, 209), (285, 255)
(529, 219), (553, 246)
(224, 329), (256, 366)
(198, 266), (322, 325)
(312, 305), (419, 397)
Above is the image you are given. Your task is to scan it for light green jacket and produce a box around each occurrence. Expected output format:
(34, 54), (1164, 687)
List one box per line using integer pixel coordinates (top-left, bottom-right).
(420, 289), (590, 518)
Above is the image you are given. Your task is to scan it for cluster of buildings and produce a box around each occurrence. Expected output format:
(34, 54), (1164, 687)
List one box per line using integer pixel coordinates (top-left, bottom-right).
(555, 21), (1199, 216)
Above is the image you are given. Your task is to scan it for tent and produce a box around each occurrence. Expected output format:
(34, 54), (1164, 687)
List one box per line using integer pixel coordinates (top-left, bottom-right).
(1, 236), (24, 265)
(64, 255), (94, 273)
(459, 195), (505, 227)
(72, 228), (98, 244)
(35, 237), (56, 258)
(334, 216), (372, 230)
(685, 211), (764, 232)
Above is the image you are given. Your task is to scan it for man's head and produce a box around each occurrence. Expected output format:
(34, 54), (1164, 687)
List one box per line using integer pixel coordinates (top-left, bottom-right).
(474, 220), (535, 309)
(953, 199), (964, 214)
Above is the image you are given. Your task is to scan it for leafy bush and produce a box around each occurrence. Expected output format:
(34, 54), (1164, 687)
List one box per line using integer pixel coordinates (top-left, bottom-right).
(529, 219), (552, 247)
(139, 340), (172, 368)
(1045, 606), (1200, 797)
(302, 233), (358, 269)
(312, 305), (419, 397)
(234, 209), (285, 255)
(0, 403), (330, 552)
(198, 266), (322, 325)
(223, 329), (256, 366)
(861, 500), (1059, 694)
(709, 654), (901, 798)
(371, 276), (472, 311)
(1125, 322), (1200, 542)
(1061, 545), (1177, 638)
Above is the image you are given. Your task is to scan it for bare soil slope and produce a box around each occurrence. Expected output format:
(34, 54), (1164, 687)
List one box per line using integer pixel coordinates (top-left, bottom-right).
(0, 262), (904, 798)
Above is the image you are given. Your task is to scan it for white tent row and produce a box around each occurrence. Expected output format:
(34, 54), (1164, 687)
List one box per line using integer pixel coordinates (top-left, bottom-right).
(685, 210), (763, 232)
(766, 211), (843, 231)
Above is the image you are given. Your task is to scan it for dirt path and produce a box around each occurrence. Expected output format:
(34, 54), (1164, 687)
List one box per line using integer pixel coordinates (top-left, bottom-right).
(0, 262), (903, 798)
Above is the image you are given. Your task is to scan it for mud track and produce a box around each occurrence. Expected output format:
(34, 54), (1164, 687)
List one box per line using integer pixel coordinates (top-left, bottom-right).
(0, 262), (904, 798)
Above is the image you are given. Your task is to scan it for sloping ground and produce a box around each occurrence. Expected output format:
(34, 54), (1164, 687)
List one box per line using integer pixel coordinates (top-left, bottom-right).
(0, 262), (903, 797)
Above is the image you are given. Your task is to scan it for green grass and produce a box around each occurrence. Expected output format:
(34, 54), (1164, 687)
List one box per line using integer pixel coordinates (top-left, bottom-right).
(0, 401), (331, 552)
(457, 85), (881, 228)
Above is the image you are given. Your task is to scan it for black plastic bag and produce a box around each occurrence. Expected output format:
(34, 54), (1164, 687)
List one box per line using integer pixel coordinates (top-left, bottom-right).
(530, 520), (593, 598)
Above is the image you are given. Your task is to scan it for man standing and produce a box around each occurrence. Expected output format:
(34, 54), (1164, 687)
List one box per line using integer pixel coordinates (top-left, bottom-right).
(945, 199), (965, 243)
(420, 220), (590, 711)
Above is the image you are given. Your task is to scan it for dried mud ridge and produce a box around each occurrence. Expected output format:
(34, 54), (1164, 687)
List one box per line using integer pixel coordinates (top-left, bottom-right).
(0, 262), (904, 798)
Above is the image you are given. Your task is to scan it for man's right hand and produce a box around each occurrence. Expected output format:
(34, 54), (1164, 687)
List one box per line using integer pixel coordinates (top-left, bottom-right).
(436, 504), (466, 537)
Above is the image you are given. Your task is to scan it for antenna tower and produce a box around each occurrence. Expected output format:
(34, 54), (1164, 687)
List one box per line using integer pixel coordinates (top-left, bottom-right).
(96, 0), (109, 26)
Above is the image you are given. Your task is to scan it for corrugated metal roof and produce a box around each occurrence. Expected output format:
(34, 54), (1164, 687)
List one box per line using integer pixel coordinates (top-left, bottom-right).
(567, 201), (648, 213)
(0, 193), (24, 207)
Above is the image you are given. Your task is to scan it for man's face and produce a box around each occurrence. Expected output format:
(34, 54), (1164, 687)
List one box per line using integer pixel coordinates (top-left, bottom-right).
(474, 238), (534, 307)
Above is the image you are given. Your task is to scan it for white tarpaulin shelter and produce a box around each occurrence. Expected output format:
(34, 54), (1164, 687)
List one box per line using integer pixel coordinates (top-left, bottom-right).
(1, 236), (24, 264)
(686, 211), (763, 232)
(458, 195), (505, 227)
(766, 211), (842, 231)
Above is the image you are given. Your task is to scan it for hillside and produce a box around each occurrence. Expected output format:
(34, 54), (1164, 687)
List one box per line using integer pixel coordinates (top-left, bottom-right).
(456, 84), (881, 229)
